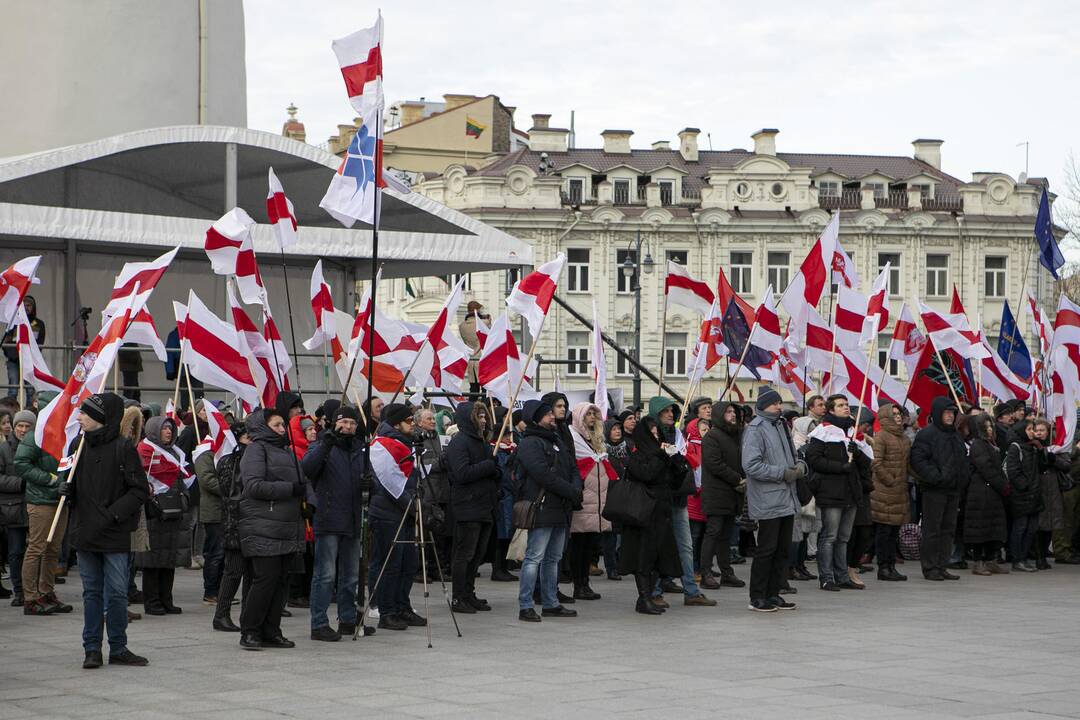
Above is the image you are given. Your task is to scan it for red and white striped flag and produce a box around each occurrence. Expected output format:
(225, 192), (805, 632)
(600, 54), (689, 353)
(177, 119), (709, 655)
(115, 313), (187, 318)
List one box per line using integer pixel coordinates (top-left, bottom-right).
(1027, 291), (1053, 357)
(14, 304), (62, 392)
(776, 333), (815, 399)
(591, 300), (609, 419)
(919, 301), (989, 360)
(332, 12), (384, 122)
(665, 261), (714, 316)
(975, 325), (1030, 404)
(101, 247), (179, 323)
(507, 253), (565, 341)
(835, 286), (869, 351)
(266, 167), (298, 250)
(370, 434), (413, 499)
(302, 260), (336, 351)
(193, 404), (237, 467)
(0, 256), (41, 327)
(863, 263), (891, 345)
(140, 439), (194, 494)
(204, 208), (255, 276)
(181, 291), (260, 409)
(410, 276), (469, 393)
(888, 302), (926, 379)
(688, 299), (725, 387)
(804, 306), (839, 377)
(1047, 295), (1080, 449)
(121, 308), (167, 362)
(781, 212), (838, 331)
(226, 282), (280, 408)
(478, 313), (536, 407)
(261, 309), (292, 389)
(752, 286), (783, 353)
(831, 242), (860, 290)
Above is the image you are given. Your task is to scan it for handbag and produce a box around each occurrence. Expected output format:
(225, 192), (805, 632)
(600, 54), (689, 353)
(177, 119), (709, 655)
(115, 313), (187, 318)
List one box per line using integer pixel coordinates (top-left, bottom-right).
(151, 483), (188, 522)
(512, 490), (545, 530)
(602, 473), (656, 527)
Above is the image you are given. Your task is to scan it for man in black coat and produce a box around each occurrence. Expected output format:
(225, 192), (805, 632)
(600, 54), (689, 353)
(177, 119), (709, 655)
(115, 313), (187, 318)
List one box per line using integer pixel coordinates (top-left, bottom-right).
(60, 393), (150, 669)
(445, 401), (500, 614)
(301, 406), (366, 642)
(699, 401), (745, 588)
(910, 396), (968, 581)
(515, 400), (583, 623)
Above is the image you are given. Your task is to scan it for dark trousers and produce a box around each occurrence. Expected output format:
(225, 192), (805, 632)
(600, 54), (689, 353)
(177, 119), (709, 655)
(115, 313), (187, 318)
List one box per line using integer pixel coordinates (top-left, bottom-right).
(700, 514), (736, 577)
(215, 549), (246, 620)
(239, 555), (288, 638)
(920, 492), (959, 573)
(749, 515), (793, 601)
(201, 522), (224, 598)
(848, 524), (873, 568)
(875, 524), (900, 566)
(121, 370), (140, 401)
(566, 531), (600, 586)
(370, 518), (416, 616)
(600, 531), (618, 572)
(451, 521), (491, 600)
(971, 541), (1000, 561)
(141, 567), (176, 610)
(6, 526), (26, 594)
(1010, 513), (1039, 564)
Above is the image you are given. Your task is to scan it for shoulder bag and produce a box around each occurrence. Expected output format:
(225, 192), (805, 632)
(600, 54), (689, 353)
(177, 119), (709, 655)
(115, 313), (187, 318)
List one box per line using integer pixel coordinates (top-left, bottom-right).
(602, 469), (656, 527)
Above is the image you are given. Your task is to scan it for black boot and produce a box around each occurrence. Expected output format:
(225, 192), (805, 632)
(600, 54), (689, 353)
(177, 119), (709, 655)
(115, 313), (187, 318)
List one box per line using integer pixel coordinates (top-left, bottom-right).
(634, 574), (662, 615)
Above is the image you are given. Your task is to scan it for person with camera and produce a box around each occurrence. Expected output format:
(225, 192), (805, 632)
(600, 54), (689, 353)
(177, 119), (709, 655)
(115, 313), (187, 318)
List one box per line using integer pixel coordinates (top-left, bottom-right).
(211, 423), (249, 633)
(446, 400), (500, 614)
(1, 295), (45, 391)
(58, 393), (150, 668)
(237, 408), (307, 650)
(135, 416), (191, 616)
(301, 405), (366, 642)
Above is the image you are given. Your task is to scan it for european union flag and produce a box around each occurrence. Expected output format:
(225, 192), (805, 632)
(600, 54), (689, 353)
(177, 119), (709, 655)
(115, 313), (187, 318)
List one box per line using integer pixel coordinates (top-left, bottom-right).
(1035, 188), (1064, 279)
(996, 299), (1032, 381)
(721, 298), (771, 380)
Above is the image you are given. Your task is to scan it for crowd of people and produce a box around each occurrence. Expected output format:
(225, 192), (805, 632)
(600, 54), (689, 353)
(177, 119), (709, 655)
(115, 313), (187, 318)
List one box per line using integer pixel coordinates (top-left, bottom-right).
(1, 380), (1079, 668)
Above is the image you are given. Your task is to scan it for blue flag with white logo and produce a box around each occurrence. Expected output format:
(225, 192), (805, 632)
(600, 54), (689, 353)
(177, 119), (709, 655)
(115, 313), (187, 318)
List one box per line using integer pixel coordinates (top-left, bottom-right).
(721, 298), (771, 380)
(1035, 188), (1064, 279)
(996, 299), (1032, 381)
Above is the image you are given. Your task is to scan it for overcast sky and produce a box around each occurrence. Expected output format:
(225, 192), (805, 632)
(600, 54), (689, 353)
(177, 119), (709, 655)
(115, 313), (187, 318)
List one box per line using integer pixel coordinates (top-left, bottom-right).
(245, 1), (1079, 249)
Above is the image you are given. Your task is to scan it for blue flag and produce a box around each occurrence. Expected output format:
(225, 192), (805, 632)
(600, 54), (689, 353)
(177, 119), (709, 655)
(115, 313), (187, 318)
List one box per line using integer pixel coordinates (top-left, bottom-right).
(1035, 188), (1064, 279)
(721, 298), (771, 380)
(996, 299), (1032, 381)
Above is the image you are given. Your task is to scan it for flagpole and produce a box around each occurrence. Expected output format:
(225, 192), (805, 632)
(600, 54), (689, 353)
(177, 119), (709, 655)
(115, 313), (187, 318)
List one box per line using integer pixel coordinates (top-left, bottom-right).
(185, 366), (202, 444)
(657, 290), (669, 395)
(717, 333), (755, 404)
(172, 329), (187, 413)
(113, 359), (119, 394)
(931, 342), (965, 409)
(825, 300), (838, 394)
(337, 264), (383, 410)
(276, 249), (303, 395)
(1004, 243), (1037, 372)
(491, 316), (548, 455)
(17, 352), (24, 412)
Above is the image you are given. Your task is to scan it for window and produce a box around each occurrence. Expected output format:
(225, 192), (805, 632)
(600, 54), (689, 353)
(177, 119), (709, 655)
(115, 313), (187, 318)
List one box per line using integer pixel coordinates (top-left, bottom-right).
(730, 251), (753, 294)
(566, 331), (589, 376)
(664, 332), (687, 376)
(505, 267), (521, 293)
(877, 252), (901, 295)
(613, 179), (631, 205)
(925, 254), (949, 297)
(767, 251), (790, 293)
(666, 250), (688, 266)
(447, 272), (472, 291)
(616, 249), (637, 293)
(567, 178), (584, 205)
(818, 181), (839, 197)
(910, 183), (933, 200)
(659, 180), (674, 206)
(616, 331), (635, 376)
(985, 256), (1007, 298)
(865, 182), (886, 199)
(877, 347), (900, 378)
(567, 248), (590, 293)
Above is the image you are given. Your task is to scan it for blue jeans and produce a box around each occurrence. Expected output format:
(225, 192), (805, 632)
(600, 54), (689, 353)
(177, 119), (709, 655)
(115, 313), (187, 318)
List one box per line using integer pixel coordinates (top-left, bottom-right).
(6, 526), (26, 594)
(1010, 512), (1039, 564)
(369, 519), (416, 617)
(77, 550), (130, 654)
(517, 526), (567, 610)
(658, 505), (701, 597)
(817, 505), (856, 584)
(310, 533), (363, 629)
(201, 522), (224, 598)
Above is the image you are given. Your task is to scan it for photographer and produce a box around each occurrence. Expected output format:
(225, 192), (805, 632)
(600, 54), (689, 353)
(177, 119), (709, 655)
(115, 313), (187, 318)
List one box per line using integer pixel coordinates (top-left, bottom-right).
(1, 296), (45, 390)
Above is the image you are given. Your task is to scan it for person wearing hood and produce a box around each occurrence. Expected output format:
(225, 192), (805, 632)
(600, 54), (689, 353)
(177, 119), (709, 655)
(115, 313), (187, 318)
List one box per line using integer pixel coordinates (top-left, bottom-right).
(515, 399), (583, 622)
(683, 397), (712, 430)
(491, 406), (518, 582)
(237, 408), (307, 650)
(0, 409), (33, 605)
(910, 396), (969, 581)
(445, 401), (500, 614)
(135, 416), (192, 615)
(540, 391), (574, 449)
(870, 403), (912, 582)
(619, 410), (638, 452)
(368, 403), (426, 632)
(175, 398), (209, 459)
(699, 401), (747, 590)
(211, 423), (250, 633)
(601, 419), (627, 580)
(56, 393), (149, 668)
(567, 402), (612, 601)
(288, 415), (316, 459)
(962, 413), (1010, 576)
(1003, 418), (1046, 572)
(646, 396), (680, 444)
(302, 405), (367, 642)
(741, 387), (803, 612)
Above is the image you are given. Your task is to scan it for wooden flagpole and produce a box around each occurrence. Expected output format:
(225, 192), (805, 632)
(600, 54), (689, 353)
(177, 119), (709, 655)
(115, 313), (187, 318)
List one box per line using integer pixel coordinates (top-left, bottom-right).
(824, 300), (839, 395)
(491, 316), (548, 455)
(717, 322), (758, 404)
(17, 352), (24, 412)
(657, 290), (669, 395)
(932, 343), (965, 409)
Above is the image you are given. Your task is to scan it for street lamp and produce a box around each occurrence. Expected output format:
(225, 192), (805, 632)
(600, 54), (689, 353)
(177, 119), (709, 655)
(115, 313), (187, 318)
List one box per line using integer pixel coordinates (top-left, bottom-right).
(623, 228), (654, 407)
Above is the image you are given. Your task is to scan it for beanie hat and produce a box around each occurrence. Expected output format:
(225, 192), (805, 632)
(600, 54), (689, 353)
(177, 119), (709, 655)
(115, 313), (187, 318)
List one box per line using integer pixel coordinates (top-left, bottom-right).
(12, 409), (36, 429)
(333, 405), (361, 424)
(383, 403), (412, 427)
(523, 399), (553, 425)
(300, 417), (315, 431)
(81, 394), (108, 425)
(755, 387), (782, 412)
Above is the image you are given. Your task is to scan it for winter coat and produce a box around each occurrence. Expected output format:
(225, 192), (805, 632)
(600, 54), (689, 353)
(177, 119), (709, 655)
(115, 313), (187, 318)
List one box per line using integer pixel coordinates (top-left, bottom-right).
(700, 402), (743, 517)
(65, 394), (149, 554)
(495, 442), (515, 540)
(238, 412), (306, 558)
(446, 402), (500, 523)
(792, 415), (821, 450)
(963, 435), (1008, 544)
(870, 404), (911, 526)
(195, 450), (223, 523)
(135, 416), (192, 569)
(1039, 452), (1068, 532)
(804, 417), (870, 509)
(910, 396), (968, 496)
(569, 404), (612, 534)
(0, 436), (27, 527)
(417, 430), (449, 506)
(741, 410), (799, 521)
(217, 446), (246, 551)
(368, 422), (420, 524)
(15, 434), (60, 506)
(301, 430), (366, 537)
(685, 419), (706, 522)
(616, 423), (685, 577)
(1004, 430), (1046, 518)
(515, 424), (583, 528)
(646, 396), (680, 445)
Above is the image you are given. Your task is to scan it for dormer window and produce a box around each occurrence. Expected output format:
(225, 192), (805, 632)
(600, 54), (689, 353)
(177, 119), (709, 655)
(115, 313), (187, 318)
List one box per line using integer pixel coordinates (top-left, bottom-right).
(567, 178), (584, 205)
(864, 182), (886, 199)
(659, 179), (674, 206)
(818, 181), (839, 198)
(910, 183), (933, 199)
(614, 179), (631, 205)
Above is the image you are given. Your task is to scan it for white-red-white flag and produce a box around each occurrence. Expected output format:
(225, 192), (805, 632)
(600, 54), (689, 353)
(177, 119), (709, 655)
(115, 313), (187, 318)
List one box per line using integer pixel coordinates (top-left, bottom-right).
(831, 241), (860, 290)
(835, 286), (869, 351)
(826, 344), (912, 412)
(780, 212), (838, 331)
(266, 167), (298, 250)
(261, 309), (292, 389)
(507, 253), (565, 341)
(591, 300), (609, 419)
(752, 286), (783, 353)
(0, 256), (41, 327)
(100, 247), (179, 323)
(370, 434), (413, 500)
(226, 282), (279, 409)
(121, 308), (167, 362)
(302, 260), (336, 351)
(478, 313), (537, 407)
(204, 208), (255, 276)
(688, 299), (725, 387)
(804, 306), (841, 377)
(182, 291), (260, 409)
(775, 333), (815, 399)
(919, 301), (990, 360)
(1047, 295), (1080, 450)
(975, 326), (1030, 404)
(1027, 291), (1053, 357)
(14, 304), (62, 392)
(888, 302), (925, 379)
(331, 12), (384, 122)
(192, 404), (237, 467)
(665, 261), (714, 316)
(863, 263), (891, 344)
(410, 276), (470, 393)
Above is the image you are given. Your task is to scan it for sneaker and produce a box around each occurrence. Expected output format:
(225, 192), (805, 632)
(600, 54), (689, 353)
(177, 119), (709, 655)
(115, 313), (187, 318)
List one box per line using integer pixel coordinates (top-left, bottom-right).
(747, 599), (777, 612)
(311, 625), (342, 642)
(540, 605), (577, 618)
(43, 593), (73, 613)
(684, 593), (717, 607)
(836, 579), (864, 590)
(400, 609), (427, 627)
(767, 595), (797, 610)
(23, 597), (56, 616)
(519, 608), (542, 622)
(378, 614), (408, 631)
(971, 561), (992, 577)
(778, 584), (798, 595)
(338, 621), (356, 636)
(108, 649), (149, 666)
(819, 581), (841, 592)
(451, 598), (477, 614)
(83, 650), (103, 669)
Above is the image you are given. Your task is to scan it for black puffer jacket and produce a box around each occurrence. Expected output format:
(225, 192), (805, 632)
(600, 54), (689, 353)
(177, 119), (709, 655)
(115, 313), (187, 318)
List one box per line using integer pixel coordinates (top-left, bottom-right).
(66, 394), (149, 554)
(238, 411), (306, 557)
(699, 401), (743, 517)
(301, 428), (366, 537)
(446, 402), (500, 522)
(417, 430), (449, 505)
(369, 422), (419, 523)
(804, 416), (871, 509)
(515, 423), (582, 528)
(217, 445), (246, 552)
(911, 396), (969, 495)
(963, 429), (1009, 544)
(0, 435), (27, 528)
(1003, 421), (1046, 518)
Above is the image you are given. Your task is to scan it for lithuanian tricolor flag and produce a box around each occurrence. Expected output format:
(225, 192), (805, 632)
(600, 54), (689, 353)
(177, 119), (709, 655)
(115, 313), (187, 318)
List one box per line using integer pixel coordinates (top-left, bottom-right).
(465, 116), (486, 138)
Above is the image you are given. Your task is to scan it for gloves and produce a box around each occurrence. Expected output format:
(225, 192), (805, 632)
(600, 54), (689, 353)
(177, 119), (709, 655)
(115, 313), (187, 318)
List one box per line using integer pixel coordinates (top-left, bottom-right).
(782, 467), (799, 483)
(291, 482), (306, 498)
(841, 462), (854, 472)
(58, 481), (73, 498)
(847, 441), (858, 455)
(322, 430), (338, 447)
(795, 462), (807, 479)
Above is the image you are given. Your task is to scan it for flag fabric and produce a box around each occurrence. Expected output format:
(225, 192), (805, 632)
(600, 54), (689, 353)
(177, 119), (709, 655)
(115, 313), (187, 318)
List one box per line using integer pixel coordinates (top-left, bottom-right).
(350, 270), (410, 360)
(780, 212), (838, 329)
(139, 439), (194, 494)
(465, 116), (486, 138)
(331, 13), (384, 122)
(826, 344), (911, 412)
(834, 286), (869, 351)
(997, 299), (1032, 382)
(752, 286), (783, 353)
(35, 288), (143, 460)
(863, 263), (891, 345)
(478, 314), (530, 406)
(14, 304), (62, 392)
(261, 309), (292, 389)
(665, 261), (714, 316)
(720, 298), (772, 380)
(410, 277), (470, 393)
(302, 260), (336, 351)
(474, 314), (490, 349)
(1035, 188), (1065, 280)
(234, 233), (267, 306)
(591, 301), (609, 419)
(320, 117), (386, 228)
(204, 208), (255, 276)
(831, 241), (860, 289)
(226, 282), (280, 408)
(687, 299), (726, 386)
(507, 253), (565, 341)
(716, 266), (755, 324)
(775, 333), (814, 399)
(181, 292), (260, 409)
(122, 308), (168, 362)
(976, 328), (1030, 404)
(266, 167), (299, 250)
(906, 342), (977, 425)
(370, 434), (414, 500)
(0, 256), (41, 327)
(1026, 291), (1053, 357)
(919, 301), (989, 360)
(164, 399), (179, 427)
(1046, 295), (1080, 448)
(192, 404), (237, 467)
(804, 306), (840, 377)
(888, 302), (926, 379)
(100, 246), (179, 323)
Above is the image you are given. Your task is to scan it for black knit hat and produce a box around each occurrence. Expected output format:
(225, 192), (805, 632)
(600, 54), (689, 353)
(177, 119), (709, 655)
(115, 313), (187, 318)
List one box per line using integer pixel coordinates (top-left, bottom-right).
(333, 405), (361, 424)
(383, 402), (412, 427)
(756, 387), (782, 412)
(81, 394), (108, 425)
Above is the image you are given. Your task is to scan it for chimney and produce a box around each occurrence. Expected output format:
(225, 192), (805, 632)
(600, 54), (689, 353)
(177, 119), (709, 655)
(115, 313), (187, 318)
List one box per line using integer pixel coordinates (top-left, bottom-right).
(399, 101), (426, 126)
(443, 93), (478, 110)
(651, 140), (671, 151)
(531, 113), (551, 130)
(601, 129), (633, 154)
(677, 128), (699, 161)
(912, 138), (943, 169)
(529, 114), (569, 153)
(751, 128), (779, 156)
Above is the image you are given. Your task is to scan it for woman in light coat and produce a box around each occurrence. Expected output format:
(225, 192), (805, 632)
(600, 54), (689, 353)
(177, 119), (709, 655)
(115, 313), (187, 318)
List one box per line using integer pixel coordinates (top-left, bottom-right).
(567, 403), (612, 601)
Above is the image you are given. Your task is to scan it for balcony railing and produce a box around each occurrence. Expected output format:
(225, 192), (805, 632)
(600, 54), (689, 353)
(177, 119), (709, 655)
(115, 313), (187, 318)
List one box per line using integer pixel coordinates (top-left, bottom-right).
(818, 189), (861, 209)
(817, 189), (964, 212)
(560, 185), (702, 208)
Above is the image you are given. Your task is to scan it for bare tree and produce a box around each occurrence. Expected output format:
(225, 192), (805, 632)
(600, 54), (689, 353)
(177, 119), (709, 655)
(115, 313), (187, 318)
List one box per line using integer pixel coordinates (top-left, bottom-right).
(1058, 152), (1080, 251)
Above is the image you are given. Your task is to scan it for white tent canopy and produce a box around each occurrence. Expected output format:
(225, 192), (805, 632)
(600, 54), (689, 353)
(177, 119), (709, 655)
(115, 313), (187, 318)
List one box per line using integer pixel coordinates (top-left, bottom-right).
(0, 125), (530, 400)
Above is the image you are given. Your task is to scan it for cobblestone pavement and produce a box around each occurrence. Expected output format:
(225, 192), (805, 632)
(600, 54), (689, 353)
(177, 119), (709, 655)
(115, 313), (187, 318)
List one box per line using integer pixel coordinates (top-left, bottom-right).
(1, 562), (1078, 719)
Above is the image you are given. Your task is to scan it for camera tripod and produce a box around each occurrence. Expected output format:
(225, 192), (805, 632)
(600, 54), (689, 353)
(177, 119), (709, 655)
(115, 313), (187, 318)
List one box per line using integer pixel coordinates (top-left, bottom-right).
(353, 446), (462, 647)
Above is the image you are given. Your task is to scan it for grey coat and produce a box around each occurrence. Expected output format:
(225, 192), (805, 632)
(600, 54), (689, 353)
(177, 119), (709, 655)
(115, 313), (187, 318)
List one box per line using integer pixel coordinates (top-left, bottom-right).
(238, 412), (306, 558)
(0, 436), (27, 528)
(741, 412), (799, 521)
